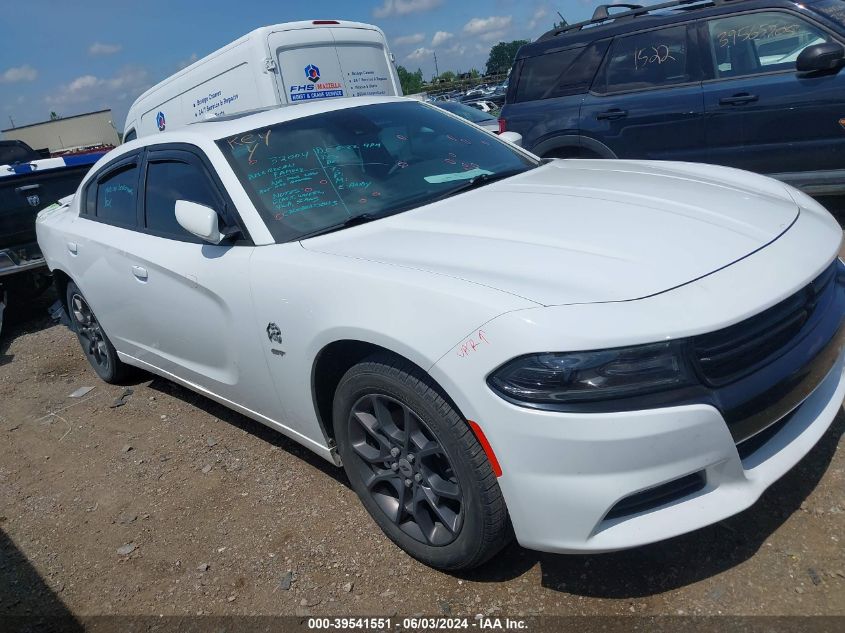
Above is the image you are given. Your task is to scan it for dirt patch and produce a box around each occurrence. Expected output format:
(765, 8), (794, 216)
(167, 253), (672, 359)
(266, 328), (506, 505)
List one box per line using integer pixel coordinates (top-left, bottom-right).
(0, 289), (843, 618)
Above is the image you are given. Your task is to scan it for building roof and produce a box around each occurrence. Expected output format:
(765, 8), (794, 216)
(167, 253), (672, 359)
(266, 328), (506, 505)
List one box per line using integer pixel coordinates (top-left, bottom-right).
(1, 109), (113, 133)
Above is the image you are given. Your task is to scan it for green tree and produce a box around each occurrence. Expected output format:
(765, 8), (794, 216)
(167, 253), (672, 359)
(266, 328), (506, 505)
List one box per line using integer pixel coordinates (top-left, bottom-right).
(49, 111), (61, 120)
(396, 65), (424, 94)
(484, 40), (530, 75)
(437, 70), (456, 83)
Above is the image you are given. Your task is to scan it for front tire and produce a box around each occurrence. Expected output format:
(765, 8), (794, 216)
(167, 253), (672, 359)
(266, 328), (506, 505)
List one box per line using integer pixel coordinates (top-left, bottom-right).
(334, 354), (511, 570)
(66, 281), (129, 383)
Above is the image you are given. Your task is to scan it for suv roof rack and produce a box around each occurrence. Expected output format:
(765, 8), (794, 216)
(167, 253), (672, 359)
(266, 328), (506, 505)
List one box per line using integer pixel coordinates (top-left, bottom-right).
(541, 0), (741, 39)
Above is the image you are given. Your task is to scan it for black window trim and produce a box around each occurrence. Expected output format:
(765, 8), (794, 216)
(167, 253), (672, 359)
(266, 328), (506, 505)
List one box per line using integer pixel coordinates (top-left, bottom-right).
(141, 148), (228, 244)
(589, 20), (703, 97)
(142, 143), (253, 246)
(695, 7), (845, 84)
(78, 151), (143, 230)
(79, 143), (253, 246)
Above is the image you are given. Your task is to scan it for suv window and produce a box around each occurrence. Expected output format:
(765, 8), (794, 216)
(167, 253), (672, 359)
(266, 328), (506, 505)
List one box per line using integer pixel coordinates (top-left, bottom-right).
(596, 25), (690, 93)
(514, 44), (607, 101)
(706, 11), (831, 78)
(144, 159), (218, 238)
(95, 163), (139, 226)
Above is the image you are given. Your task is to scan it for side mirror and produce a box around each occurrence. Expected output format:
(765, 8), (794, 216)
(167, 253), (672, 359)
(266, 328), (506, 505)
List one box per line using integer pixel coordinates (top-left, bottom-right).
(175, 200), (222, 244)
(498, 131), (523, 147)
(796, 42), (845, 73)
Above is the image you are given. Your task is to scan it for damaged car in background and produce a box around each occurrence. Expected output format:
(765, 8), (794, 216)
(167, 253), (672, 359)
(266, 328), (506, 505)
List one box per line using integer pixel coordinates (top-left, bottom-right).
(37, 97), (845, 570)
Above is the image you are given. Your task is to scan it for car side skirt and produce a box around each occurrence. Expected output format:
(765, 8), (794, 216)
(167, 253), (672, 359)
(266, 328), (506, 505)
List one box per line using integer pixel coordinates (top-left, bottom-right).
(118, 351), (342, 466)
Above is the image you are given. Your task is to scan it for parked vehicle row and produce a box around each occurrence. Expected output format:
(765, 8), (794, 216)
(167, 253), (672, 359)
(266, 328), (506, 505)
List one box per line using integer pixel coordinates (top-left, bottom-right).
(501, 0), (845, 195)
(37, 96), (845, 570)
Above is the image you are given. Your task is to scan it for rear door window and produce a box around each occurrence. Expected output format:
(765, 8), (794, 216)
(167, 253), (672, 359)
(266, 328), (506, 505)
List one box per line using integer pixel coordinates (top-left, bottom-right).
(705, 11), (831, 78)
(597, 25), (691, 93)
(95, 163), (139, 226)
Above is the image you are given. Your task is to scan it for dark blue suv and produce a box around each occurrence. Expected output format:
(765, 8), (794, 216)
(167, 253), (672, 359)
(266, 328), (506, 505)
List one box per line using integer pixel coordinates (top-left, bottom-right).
(500, 0), (845, 195)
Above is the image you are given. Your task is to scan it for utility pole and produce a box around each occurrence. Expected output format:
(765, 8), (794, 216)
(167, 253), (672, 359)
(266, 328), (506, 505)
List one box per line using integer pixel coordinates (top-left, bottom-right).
(7, 116), (14, 129)
(433, 51), (440, 79)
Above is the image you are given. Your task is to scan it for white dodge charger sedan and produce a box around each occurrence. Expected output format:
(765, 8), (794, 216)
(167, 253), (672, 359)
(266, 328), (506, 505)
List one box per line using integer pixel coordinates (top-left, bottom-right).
(37, 97), (845, 570)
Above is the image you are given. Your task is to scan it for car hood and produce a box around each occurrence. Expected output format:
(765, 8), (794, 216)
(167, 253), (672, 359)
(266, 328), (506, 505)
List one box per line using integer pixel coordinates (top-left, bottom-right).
(302, 160), (799, 306)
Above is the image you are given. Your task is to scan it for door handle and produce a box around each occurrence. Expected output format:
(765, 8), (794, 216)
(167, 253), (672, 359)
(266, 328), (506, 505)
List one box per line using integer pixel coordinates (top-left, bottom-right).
(719, 93), (758, 106)
(15, 184), (40, 194)
(131, 266), (148, 282)
(67, 242), (78, 255)
(596, 109), (628, 120)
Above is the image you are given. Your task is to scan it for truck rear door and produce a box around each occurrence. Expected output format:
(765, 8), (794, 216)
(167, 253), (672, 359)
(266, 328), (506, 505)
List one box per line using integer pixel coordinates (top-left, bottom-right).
(268, 24), (399, 105)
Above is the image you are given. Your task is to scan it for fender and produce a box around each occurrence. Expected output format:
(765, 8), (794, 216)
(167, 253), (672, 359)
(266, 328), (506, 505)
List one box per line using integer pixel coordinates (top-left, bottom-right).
(532, 134), (617, 159)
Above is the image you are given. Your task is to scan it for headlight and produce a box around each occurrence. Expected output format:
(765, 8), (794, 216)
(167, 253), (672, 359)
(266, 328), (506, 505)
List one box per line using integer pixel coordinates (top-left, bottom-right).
(487, 341), (694, 405)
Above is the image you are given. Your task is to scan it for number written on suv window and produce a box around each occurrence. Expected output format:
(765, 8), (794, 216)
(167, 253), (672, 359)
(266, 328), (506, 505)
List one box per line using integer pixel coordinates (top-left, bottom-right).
(599, 25), (689, 93)
(707, 12), (831, 77)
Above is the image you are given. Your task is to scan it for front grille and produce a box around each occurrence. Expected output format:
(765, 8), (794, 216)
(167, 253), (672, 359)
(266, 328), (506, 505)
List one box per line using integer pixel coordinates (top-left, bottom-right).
(692, 262), (838, 387)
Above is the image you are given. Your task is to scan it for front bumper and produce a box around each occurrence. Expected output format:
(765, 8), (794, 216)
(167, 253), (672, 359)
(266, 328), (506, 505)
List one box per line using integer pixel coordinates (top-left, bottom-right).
(480, 345), (844, 553)
(427, 219), (844, 553)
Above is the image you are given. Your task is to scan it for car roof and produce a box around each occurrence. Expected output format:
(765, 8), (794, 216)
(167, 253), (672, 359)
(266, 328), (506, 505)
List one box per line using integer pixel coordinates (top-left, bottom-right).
(521, 0), (811, 57)
(119, 96), (415, 151)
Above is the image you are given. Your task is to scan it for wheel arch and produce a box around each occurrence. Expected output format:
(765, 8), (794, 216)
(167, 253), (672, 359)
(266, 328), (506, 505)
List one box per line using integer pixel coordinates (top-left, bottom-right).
(533, 134), (617, 160)
(51, 268), (73, 316)
(311, 339), (467, 449)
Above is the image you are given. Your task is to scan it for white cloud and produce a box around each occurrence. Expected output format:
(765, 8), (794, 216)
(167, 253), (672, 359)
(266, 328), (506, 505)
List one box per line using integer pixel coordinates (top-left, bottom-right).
(463, 16), (513, 36)
(406, 47), (434, 61)
(444, 42), (467, 57)
(0, 65), (38, 83)
(479, 30), (508, 43)
(89, 42), (122, 56)
(47, 66), (152, 106)
(528, 7), (548, 30)
(374, 0), (442, 18)
(431, 31), (453, 47)
(394, 33), (425, 46)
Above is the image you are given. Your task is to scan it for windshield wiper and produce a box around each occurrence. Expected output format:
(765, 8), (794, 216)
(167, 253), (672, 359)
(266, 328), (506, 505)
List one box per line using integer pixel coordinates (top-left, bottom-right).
(298, 213), (383, 240)
(433, 168), (530, 202)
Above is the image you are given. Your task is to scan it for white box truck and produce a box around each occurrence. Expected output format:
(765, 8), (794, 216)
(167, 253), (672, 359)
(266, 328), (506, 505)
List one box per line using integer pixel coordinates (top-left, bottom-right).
(123, 20), (401, 141)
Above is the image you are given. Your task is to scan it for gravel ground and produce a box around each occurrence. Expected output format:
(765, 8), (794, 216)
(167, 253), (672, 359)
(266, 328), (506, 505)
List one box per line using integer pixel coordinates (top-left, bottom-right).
(0, 228), (844, 620)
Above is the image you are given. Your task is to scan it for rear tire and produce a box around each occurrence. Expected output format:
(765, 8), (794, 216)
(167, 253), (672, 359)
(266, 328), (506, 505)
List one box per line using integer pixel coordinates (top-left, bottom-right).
(66, 281), (129, 383)
(334, 353), (511, 570)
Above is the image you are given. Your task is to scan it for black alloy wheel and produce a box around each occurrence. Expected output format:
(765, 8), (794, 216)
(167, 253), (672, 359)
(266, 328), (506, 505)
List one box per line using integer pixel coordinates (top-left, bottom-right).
(346, 393), (463, 546)
(334, 353), (511, 570)
(66, 281), (128, 383)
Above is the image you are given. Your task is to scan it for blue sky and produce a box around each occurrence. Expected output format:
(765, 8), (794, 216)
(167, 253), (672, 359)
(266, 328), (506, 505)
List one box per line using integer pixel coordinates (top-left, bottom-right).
(0, 0), (603, 131)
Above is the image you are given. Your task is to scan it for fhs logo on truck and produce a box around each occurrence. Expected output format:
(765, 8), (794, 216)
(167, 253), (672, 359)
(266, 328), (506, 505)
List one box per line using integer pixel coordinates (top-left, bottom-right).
(304, 64), (320, 83)
(156, 111), (166, 131)
(291, 64), (343, 102)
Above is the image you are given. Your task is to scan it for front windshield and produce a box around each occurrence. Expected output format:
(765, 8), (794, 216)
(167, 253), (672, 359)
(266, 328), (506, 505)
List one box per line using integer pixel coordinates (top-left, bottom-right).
(437, 101), (496, 124)
(217, 101), (535, 242)
(813, 0), (845, 26)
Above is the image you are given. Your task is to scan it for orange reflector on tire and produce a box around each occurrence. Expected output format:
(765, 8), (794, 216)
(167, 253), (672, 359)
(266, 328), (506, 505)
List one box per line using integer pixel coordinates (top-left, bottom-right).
(467, 420), (502, 478)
